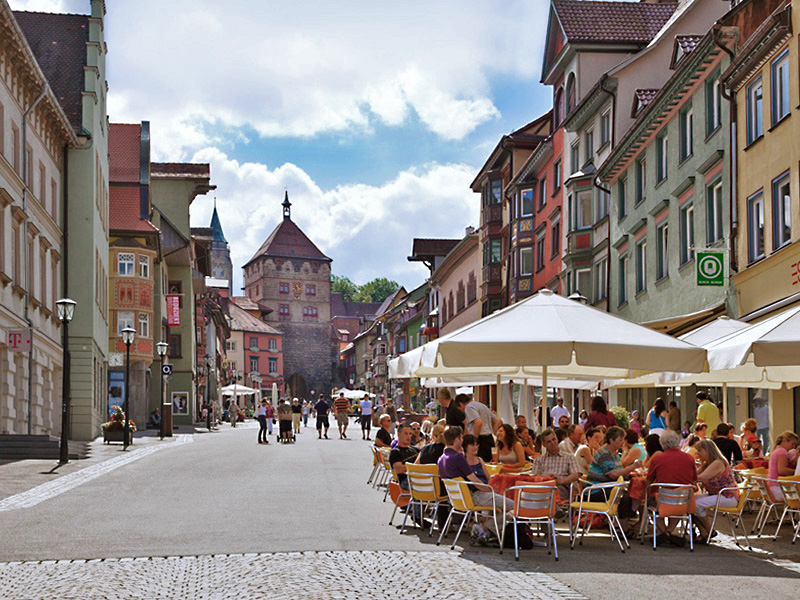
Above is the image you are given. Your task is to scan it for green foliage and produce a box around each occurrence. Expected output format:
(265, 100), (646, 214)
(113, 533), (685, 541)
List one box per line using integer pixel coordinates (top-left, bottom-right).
(331, 275), (359, 301)
(610, 405), (630, 430)
(332, 275), (400, 304)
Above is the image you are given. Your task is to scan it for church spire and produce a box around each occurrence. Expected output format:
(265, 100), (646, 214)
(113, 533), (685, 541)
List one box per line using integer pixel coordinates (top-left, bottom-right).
(282, 190), (292, 221)
(210, 199), (227, 244)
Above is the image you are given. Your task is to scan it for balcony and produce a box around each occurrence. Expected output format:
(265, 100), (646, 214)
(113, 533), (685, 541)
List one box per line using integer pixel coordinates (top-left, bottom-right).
(481, 204), (502, 227)
(565, 229), (592, 263)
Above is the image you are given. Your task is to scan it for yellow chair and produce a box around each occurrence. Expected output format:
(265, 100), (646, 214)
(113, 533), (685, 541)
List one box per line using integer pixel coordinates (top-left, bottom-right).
(400, 464), (448, 536)
(751, 476), (786, 537)
(501, 484), (559, 561)
(437, 478), (503, 550)
(773, 475), (800, 542)
(367, 446), (382, 486)
(644, 483), (696, 551)
(569, 477), (629, 553)
(485, 463), (504, 477)
(707, 484), (753, 549)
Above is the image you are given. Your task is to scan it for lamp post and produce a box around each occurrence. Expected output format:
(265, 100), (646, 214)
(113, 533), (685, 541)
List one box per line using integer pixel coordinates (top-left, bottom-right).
(121, 327), (136, 450)
(232, 368), (238, 425)
(156, 341), (168, 440)
(205, 354), (213, 431)
(56, 298), (76, 464)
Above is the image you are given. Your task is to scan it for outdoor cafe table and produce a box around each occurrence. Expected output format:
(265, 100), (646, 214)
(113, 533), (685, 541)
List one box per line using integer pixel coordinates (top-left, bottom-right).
(489, 474), (559, 502)
(628, 475), (647, 501)
(740, 458), (769, 470)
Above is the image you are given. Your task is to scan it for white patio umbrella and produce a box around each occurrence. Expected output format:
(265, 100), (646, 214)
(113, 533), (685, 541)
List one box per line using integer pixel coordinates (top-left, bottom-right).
(423, 289), (707, 429)
(272, 382), (278, 405)
(333, 387), (375, 399)
(220, 384), (259, 396)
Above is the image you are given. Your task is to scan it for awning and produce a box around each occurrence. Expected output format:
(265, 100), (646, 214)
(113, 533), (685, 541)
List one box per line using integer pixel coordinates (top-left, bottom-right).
(641, 300), (726, 337)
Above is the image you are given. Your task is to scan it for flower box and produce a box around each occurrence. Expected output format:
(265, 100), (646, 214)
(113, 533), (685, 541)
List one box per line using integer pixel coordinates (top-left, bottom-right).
(103, 429), (132, 445)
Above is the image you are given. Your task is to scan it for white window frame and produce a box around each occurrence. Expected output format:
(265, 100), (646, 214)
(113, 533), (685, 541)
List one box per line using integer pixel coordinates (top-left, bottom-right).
(585, 128), (594, 163)
(520, 247), (533, 276)
(680, 204), (695, 264)
(600, 109), (611, 147)
(618, 255), (628, 306)
(771, 50), (790, 125)
(748, 191), (764, 262)
(772, 172), (791, 249)
(118, 252), (134, 277)
(657, 134), (668, 182)
(117, 311), (134, 335)
(268, 338), (277, 352)
(138, 255), (149, 278)
(680, 107), (693, 160)
(138, 313), (150, 338)
(747, 76), (763, 144)
(594, 259), (607, 302)
(520, 188), (534, 217)
(656, 223), (669, 280)
(635, 239), (647, 293)
(707, 180), (724, 243)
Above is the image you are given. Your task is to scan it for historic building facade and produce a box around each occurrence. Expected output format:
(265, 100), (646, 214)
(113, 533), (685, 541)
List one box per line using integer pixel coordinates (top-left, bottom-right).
(209, 202), (232, 295)
(242, 193), (333, 400)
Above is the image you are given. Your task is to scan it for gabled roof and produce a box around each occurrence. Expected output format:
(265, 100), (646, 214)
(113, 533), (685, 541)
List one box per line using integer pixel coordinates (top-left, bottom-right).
(330, 293), (383, 319)
(109, 186), (158, 234)
(245, 218), (331, 267)
(553, 1), (678, 45)
(109, 123), (141, 183)
(227, 298), (282, 335)
(13, 10), (89, 134)
(670, 34), (704, 69)
(375, 287), (406, 318)
(631, 88), (660, 118)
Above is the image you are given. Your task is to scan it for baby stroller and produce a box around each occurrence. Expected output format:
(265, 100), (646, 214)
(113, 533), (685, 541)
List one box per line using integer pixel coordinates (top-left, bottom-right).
(278, 417), (296, 443)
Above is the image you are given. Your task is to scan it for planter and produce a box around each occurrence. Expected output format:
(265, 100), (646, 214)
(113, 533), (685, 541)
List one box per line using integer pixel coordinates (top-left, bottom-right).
(103, 429), (133, 445)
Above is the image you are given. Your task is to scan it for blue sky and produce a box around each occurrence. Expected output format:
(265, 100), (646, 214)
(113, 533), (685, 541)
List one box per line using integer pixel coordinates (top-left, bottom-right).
(12, 0), (553, 292)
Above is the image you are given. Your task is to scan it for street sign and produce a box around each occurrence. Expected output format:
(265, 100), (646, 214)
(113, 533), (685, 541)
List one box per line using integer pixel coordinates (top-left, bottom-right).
(166, 295), (181, 326)
(8, 329), (31, 353)
(697, 251), (724, 286)
(162, 364), (173, 376)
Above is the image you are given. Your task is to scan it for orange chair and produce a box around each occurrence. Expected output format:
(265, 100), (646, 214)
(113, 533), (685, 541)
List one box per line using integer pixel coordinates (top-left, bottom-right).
(645, 484), (695, 551)
(388, 479), (410, 526)
(501, 484), (559, 561)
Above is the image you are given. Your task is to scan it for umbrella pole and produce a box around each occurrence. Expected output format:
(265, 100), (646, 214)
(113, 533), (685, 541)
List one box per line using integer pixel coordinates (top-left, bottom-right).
(722, 383), (728, 423)
(496, 374), (501, 423)
(522, 379), (529, 423)
(541, 366), (548, 432)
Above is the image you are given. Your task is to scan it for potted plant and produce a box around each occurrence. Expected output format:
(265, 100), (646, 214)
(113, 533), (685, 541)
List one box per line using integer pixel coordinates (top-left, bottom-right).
(102, 405), (136, 444)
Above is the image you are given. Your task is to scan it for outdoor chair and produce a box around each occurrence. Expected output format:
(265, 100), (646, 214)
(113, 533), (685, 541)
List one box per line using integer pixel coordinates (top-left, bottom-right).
(773, 476), (800, 543)
(500, 484), (559, 561)
(643, 483), (696, 551)
(569, 478), (629, 553)
(387, 479), (411, 526)
(367, 446), (381, 486)
(751, 476), (786, 537)
(437, 478), (503, 550)
(400, 464), (447, 536)
(707, 484), (753, 549)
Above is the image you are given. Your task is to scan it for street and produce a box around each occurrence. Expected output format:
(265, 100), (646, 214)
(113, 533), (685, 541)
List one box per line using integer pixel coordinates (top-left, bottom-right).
(1, 423), (799, 599)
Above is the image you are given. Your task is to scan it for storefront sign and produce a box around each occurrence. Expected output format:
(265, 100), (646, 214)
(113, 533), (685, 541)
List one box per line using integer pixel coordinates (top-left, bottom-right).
(8, 329), (31, 352)
(697, 252), (724, 286)
(166, 295), (181, 326)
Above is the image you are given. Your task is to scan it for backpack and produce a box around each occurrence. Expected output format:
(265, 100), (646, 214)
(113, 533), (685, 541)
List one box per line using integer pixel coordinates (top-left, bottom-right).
(502, 523), (534, 550)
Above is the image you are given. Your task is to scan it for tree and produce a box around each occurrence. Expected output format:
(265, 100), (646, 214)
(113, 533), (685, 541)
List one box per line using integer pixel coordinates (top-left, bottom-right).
(331, 275), (358, 301)
(355, 278), (399, 303)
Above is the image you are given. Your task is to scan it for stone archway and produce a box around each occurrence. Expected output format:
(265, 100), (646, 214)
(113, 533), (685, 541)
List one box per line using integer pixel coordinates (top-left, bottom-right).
(286, 373), (308, 400)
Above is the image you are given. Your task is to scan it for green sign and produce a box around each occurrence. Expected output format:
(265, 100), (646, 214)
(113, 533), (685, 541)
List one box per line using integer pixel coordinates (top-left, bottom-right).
(696, 252), (725, 286)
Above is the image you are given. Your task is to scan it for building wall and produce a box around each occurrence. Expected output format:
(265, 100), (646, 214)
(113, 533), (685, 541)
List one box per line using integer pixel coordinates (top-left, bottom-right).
(436, 240), (481, 336)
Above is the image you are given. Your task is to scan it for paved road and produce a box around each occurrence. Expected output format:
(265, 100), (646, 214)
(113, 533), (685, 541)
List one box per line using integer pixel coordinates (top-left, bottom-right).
(0, 421), (799, 598)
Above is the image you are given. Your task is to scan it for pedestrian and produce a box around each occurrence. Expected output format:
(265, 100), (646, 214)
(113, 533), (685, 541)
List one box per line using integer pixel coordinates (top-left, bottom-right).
(257, 399), (269, 444)
(291, 398), (302, 434)
(384, 397), (398, 435)
(265, 400), (275, 436)
(334, 392), (350, 439)
(229, 400), (239, 428)
(302, 400), (310, 427)
(277, 399), (293, 442)
(314, 394), (331, 439)
(360, 394), (373, 440)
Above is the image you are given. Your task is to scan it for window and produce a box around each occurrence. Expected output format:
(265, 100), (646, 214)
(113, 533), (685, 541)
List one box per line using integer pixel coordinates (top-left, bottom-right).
(656, 134), (668, 182)
(680, 203), (695, 264)
(303, 306), (318, 320)
(305, 284), (316, 296)
(226, 341), (236, 352)
(595, 187), (609, 222)
(538, 177), (547, 210)
(268, 357), (278, 375)
(486, 238), (502, 264)
(268, 338), (277, 352)
(747, 192), (764, 262)
(536, 233), (546, 272)
(553, 160), (561, 190)
(467, 271), (477, 303)
(571, 142), (580, 174)
(566, 74), (576, 113)
(117, 311), (134, 335)
(456, 281), (465, 311)
(576, 191), (592, 229)
(771, 50), (790, 125)
(0, 102), (4, 158)
(11, 221), (21, 285)
(635, 158), (646, 204)
(250, 356), (259, 373)
(551, 220), (560, 258)
(618, 176), (627, 219)
(554, 87), (563, 126)
(618, 255), (628, 306)
(51, 178), (58, 220)
(680, 106), (693, 161)
(707, 180), (724, 243)
(138, 313), (150, 338)
(490, 179), (502, 204)
(279, 282), (289, 294)
(279, 304), (290, 319)
(168, 333), (182, 358)
(656, 223), (669, 280)
(11, 123), (19, 174)
(138, 255), (149, 278)
(38, 162), (46, 203)
(706, 72), (722, 134)
(772, 172), (791, 249)
(594, 259), (607, 302)
(635, 240), (647, 293)
(520, 247), (533, 276)
(25, 145), (32, 188)
(585, 129), (594, 163)
(600, 110), (611, 147)
(118, 252), (134, 276)
(576, 268), (591, 298)
(746, 76), (763, 144)
(520, 189), (533, 216)
(249, 336), (259, 350)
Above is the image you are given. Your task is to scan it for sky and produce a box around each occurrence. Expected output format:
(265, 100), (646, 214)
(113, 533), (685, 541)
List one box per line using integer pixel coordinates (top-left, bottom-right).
(11, 0), (554, 293)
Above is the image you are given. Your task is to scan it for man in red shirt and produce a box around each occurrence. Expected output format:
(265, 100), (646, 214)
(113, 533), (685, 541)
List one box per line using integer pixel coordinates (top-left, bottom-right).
(645, 429), (698, 547)
(333, 392), (351, 439)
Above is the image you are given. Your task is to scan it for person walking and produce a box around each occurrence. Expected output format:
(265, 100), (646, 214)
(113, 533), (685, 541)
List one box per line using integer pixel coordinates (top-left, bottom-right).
(257, 399), (269, 444)
(265, 400), (275, 436)
(302, 400), (310, 427)
(384, 397), (398, 436)
(291, 398), (302, 434)
(334, 392), (350, 439)
(359, 394), (373, 440)
(229, 400), (239, 428)
(314, 394), (331, 439)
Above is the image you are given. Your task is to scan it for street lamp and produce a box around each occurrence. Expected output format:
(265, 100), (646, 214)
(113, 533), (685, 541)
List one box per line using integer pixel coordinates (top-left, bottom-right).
(156, 341), (168, 440)
(56, 297), (76, 464)
(121, 327), (136, 450)
(205, 354), (213, 431)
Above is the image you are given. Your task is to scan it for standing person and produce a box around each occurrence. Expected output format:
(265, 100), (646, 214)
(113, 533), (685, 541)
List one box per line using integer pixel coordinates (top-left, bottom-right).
(584, 396), (617, 430)
(384, 398), (398, 435)
(462, 394), (498, 463)
(425, 396), (439, 419)
(291, 398), (302, 434)
(578, 410), (589, 428)
(265, 401), (275, 437)
(333, 392), (350, 439)
(302, 400), (310, 427)
(646, 398), (668, 436)
(550, 397), (570, 426)
(668, 401), (681, 434)
(629, 410), (643, 436)
(695, 391), (719, 434)
(256, 399), (269, 444)
(359, 394), (373, 440)
(229, 400), (239, 428)
(277, 399), (293, 442)
(314, 394), (331, 439)
(438, 388), (465, 429)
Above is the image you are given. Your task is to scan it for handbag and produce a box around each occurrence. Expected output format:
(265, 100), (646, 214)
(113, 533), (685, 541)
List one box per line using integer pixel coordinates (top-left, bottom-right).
(272, 418), (276, 425)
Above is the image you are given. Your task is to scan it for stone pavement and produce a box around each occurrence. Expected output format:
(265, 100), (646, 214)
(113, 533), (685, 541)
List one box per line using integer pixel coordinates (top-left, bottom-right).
(0, 551), (586, 600)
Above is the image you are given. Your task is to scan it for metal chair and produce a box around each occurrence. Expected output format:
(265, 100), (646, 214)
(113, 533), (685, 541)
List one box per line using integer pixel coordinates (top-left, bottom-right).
(644, 483), (695, 551)
(437, 478), (503, 550)
(706, 484), (753, 548)
(501, 484), (559, 561)
(367, 446), (381, 486)
(569, 478), (630, 553)
(387, 479), (411, 526)
(751, 476), (786, 537)
(400, 464), (447, 536)
(773, 476), (800, 543)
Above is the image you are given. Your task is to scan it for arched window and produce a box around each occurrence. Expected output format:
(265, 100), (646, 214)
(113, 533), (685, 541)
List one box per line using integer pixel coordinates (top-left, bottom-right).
(566, 74), (576, 114)
(554, 87), (563, 126)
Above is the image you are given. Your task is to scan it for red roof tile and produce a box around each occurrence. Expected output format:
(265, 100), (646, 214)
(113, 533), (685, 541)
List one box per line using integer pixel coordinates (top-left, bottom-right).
(109, 186), (158, 233)
(246, 219), (331, 265)
(631, 88), (660, 117)
(554, 0), (678, 45)
(109, 124), (141, 183)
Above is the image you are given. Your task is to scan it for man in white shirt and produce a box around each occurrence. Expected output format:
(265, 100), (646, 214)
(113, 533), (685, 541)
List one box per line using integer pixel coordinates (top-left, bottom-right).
(550, 397), (570, 426)
(559, 423), (583, 455)
(461, 394), (499, 463)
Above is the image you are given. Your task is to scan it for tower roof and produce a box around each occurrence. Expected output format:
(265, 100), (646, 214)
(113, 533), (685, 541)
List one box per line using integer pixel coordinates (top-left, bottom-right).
(245, 219), (331, 267)
(210, 203), (227, 243)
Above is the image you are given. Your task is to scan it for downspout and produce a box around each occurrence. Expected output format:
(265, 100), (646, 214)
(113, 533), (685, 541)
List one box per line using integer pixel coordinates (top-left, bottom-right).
(501, 137), (513, 308)
(594, 179), (613, 309)
(22, 85), (48, 435)
(713, 25), (738, 273)
(599, 75), (617, 312)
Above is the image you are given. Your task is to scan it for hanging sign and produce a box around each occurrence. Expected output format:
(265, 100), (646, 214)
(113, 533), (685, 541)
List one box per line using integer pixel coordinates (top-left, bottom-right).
(166, 295), (181, 326)
(696, 252), (725, 286)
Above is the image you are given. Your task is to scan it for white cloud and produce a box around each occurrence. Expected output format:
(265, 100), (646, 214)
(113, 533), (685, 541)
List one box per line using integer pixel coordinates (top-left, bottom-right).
(188, 149), (479, 292)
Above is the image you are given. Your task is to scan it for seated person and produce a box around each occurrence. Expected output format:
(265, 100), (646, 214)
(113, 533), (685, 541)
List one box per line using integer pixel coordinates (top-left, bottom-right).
(148, 408), (161, 428)
(713, 423), (743, 465)
(575, 427), (604, 477)
(374, 414), (394, 448)
(555, 428), (568, 443)
(515, 414), (536, 439)
(645, 430), (698, 547)
(463, 434), (490, 484)
(409, 421), (424, 449)
(559, 424), (583, 455)
(587, 426), (642, 484)
(389, 423), (420, 491)
(416, 423), (446, 464)
(530, 428), (580, 501)
(744, 436), (763, 458)
(621, 428), (645, 467)
(516, 426), (539, 459)
(769, 431), (799, 499)
(495, 424), (527, 471)
(682, 435), (701, 460)
(642, 434), (663, 470)
(695, 439), (739, 540)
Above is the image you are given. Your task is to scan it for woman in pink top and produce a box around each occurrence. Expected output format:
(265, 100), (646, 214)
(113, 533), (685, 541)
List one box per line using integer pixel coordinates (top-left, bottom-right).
(768, 431), (798, 500)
